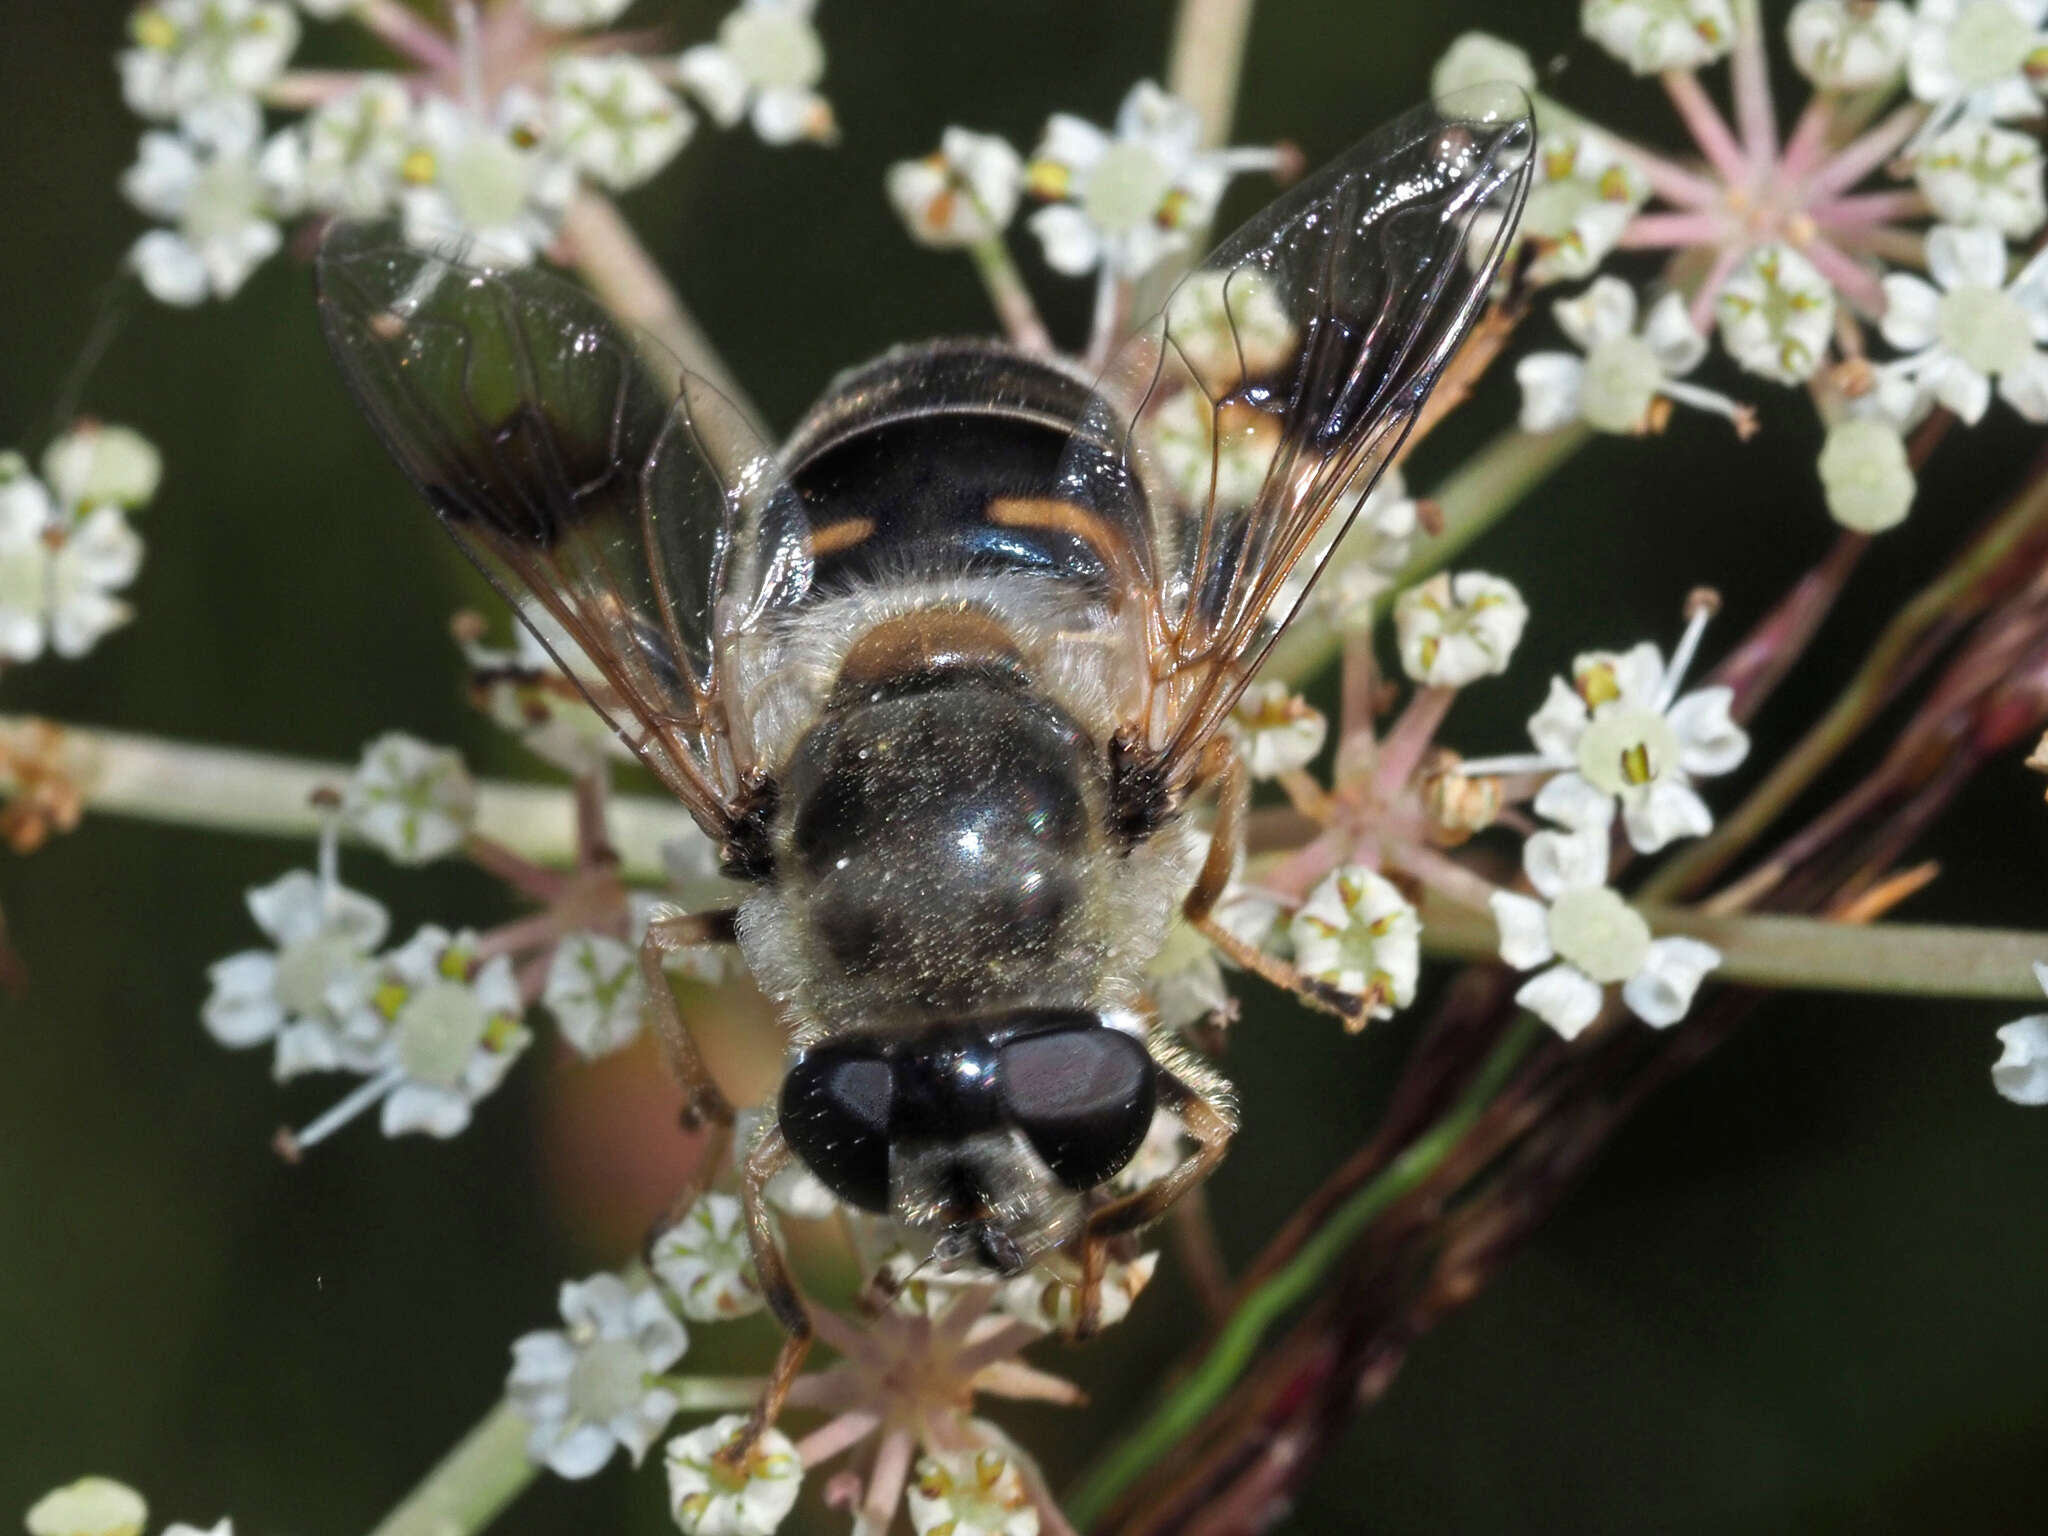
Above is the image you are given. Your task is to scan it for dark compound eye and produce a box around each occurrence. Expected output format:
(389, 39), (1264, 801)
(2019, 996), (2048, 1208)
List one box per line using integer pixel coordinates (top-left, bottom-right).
(779, 1047), (894, 1212)
(998, 1023), (1156, 1191)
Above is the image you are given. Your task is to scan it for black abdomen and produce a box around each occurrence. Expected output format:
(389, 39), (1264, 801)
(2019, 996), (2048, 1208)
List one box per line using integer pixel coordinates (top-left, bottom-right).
(781, 340), (1150, 592)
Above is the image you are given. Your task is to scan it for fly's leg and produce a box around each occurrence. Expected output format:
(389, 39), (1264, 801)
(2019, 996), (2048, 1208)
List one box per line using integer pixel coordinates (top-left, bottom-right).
(1185, 744), (1377, 1031)
(640, 907), (740, 1226)
(716, 1123), (815, 1468)
(1074, 1067), (1236, 1339)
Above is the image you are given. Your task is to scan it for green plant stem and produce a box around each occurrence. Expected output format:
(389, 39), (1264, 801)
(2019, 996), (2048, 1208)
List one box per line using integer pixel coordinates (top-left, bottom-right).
(1641, 461), (2048, 903)
(0, 716), (695, 884)
(1264, 424), (1593, 687)
(1167, 0), (1258, 146)
(367, 1401), (535, 1536)
(1065, 1015), (1542, 1526)
(1416, 896), (2048, 1001)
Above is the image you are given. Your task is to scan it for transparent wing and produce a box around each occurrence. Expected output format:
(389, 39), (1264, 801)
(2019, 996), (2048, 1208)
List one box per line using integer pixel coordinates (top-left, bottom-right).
(1059, 86), (1533, 789)
(316, 223), (813, 842)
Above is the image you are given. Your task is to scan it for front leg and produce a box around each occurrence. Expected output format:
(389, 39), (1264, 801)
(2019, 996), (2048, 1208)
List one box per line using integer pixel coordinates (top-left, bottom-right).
(1073, 1062), (1237, 1338)
(640, 907), (740, 1230)
(717, 1121), (815, 1468)
(1184, 743), (1376, 1030)
(640, 905), (741, 1131)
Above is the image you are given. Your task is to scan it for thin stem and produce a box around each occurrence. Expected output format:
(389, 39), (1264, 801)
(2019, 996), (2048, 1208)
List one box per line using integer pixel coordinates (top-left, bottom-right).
(0, 716), (696, 884)
(1416, 897), (2048, 1001)
(1729, 0), (1778, 173)
(358, 0), (458, 69)
(1662, 70), (1748, 186)
(968, 237), (1055, 354)
(366, 1400), (536, 1536)
(1262, 425), (1595, 687)
(1166, 0), (1259, 147)
(1065, 1015), (1543, 1526)
(1808, 101), (1927, 198)
(557, 192), (767, 438)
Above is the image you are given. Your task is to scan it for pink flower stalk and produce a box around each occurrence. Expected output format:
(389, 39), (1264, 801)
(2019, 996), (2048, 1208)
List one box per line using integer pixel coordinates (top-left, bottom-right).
(1603, 13), (1929, 326)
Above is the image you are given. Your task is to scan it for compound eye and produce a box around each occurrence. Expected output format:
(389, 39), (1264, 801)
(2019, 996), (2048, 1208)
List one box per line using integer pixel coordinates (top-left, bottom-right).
(779, 1048), (894, 1213)
(998, 1023), (1156, 1191)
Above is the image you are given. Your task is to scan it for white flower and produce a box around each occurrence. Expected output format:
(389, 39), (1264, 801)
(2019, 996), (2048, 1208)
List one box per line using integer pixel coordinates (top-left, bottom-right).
(366, 927), (529, 1137)
(400, 92), (575, 268)
(1915, 118), (2048, 237)
(294, 0), (358, 16)
(1164, 266), (1300, 389)
(1114, 1108), (1190, 1193)
(1715, 244), (1837, 385)
(1818, 417), (1917, 531)
(24, 1479), (147, 1536)
(163, 1523), (230, 1536)
(1878, 222), (2048, 423)
(122, 98), (297, 306)
(551, 55), (695, 190)
(997, 1250), (1158, 1333)
(1581, 0), (1737, 73)
(1288, 867), (1421, 1021)
(1393, 571), (1528, 687)
(1992, 962), (2048, 1103)
(295, 74), (414, 218)
(1275, 467), (1419, 631)
(1482, 127), (1650, 290)
(1907, 0), (2048, 124)
(283, 927), (530, 1149)
(665, 1416), (804, 1535)
(734, 1106), (842, 1218)
(1518, 277), (1749, 436)
(120, 0), (300, 119)
(1789, 0), (1914, 87)
(908, 1445), (1042, 1536)
(42, 423), (162, 511)
(1145, 389), (1283, 514)
(652, 1193), (767, 1321)
(1024, 81), (1277, 278)
(526, 0), (632, 25)
(544, 931), (645, 1058)
(1227, 683), (1327, 779)
(1467, 604), (1747, 853)
(342, 731), (476, 864)
(0, 453), (147, 664)
(1489, 825), (1722, 1039)
(887, 128), (1023, 248)
(461, 617), (631, 775)
(509, 1272), (689, 1478)
(677, 0), (835, 146)
(1143, 884), (1278, 1032)
(203, 866), (389, 1078)
(1432, 32), (1539, 97)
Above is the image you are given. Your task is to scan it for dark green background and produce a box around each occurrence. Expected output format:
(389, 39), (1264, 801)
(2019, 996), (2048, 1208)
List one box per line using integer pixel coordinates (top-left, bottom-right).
(5, 2), (2047, 1531)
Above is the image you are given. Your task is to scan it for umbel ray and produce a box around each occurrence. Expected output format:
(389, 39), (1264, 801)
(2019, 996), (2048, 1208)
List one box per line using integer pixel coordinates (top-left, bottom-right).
(316, 85), (1533, 1451)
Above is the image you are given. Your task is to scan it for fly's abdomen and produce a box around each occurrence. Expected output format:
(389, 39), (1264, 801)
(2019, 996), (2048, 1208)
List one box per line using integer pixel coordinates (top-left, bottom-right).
(781, 340), (1151, 594)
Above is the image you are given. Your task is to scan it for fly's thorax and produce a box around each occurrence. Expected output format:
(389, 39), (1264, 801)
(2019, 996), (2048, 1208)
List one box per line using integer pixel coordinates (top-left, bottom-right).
(770, 662), (1115, 1022)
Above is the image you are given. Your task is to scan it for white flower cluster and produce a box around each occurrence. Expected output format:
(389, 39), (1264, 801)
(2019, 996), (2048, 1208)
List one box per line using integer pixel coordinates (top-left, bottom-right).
(113, 0), (833, 296)
(1444, 0), (2048, 538)
(0, 423), (158, 666)
(884, 80), (1287, 279)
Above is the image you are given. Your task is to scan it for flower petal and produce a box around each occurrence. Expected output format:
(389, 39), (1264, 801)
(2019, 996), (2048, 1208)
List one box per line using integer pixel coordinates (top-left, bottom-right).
(1516, 963), (1605, 1039)
(1623, 936), (1722, 1026)
(1489, 891), (1555, 969)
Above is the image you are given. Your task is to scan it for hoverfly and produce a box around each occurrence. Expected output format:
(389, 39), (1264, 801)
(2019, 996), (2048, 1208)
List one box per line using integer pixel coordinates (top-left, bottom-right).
(318, 86), (1531, 1441)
